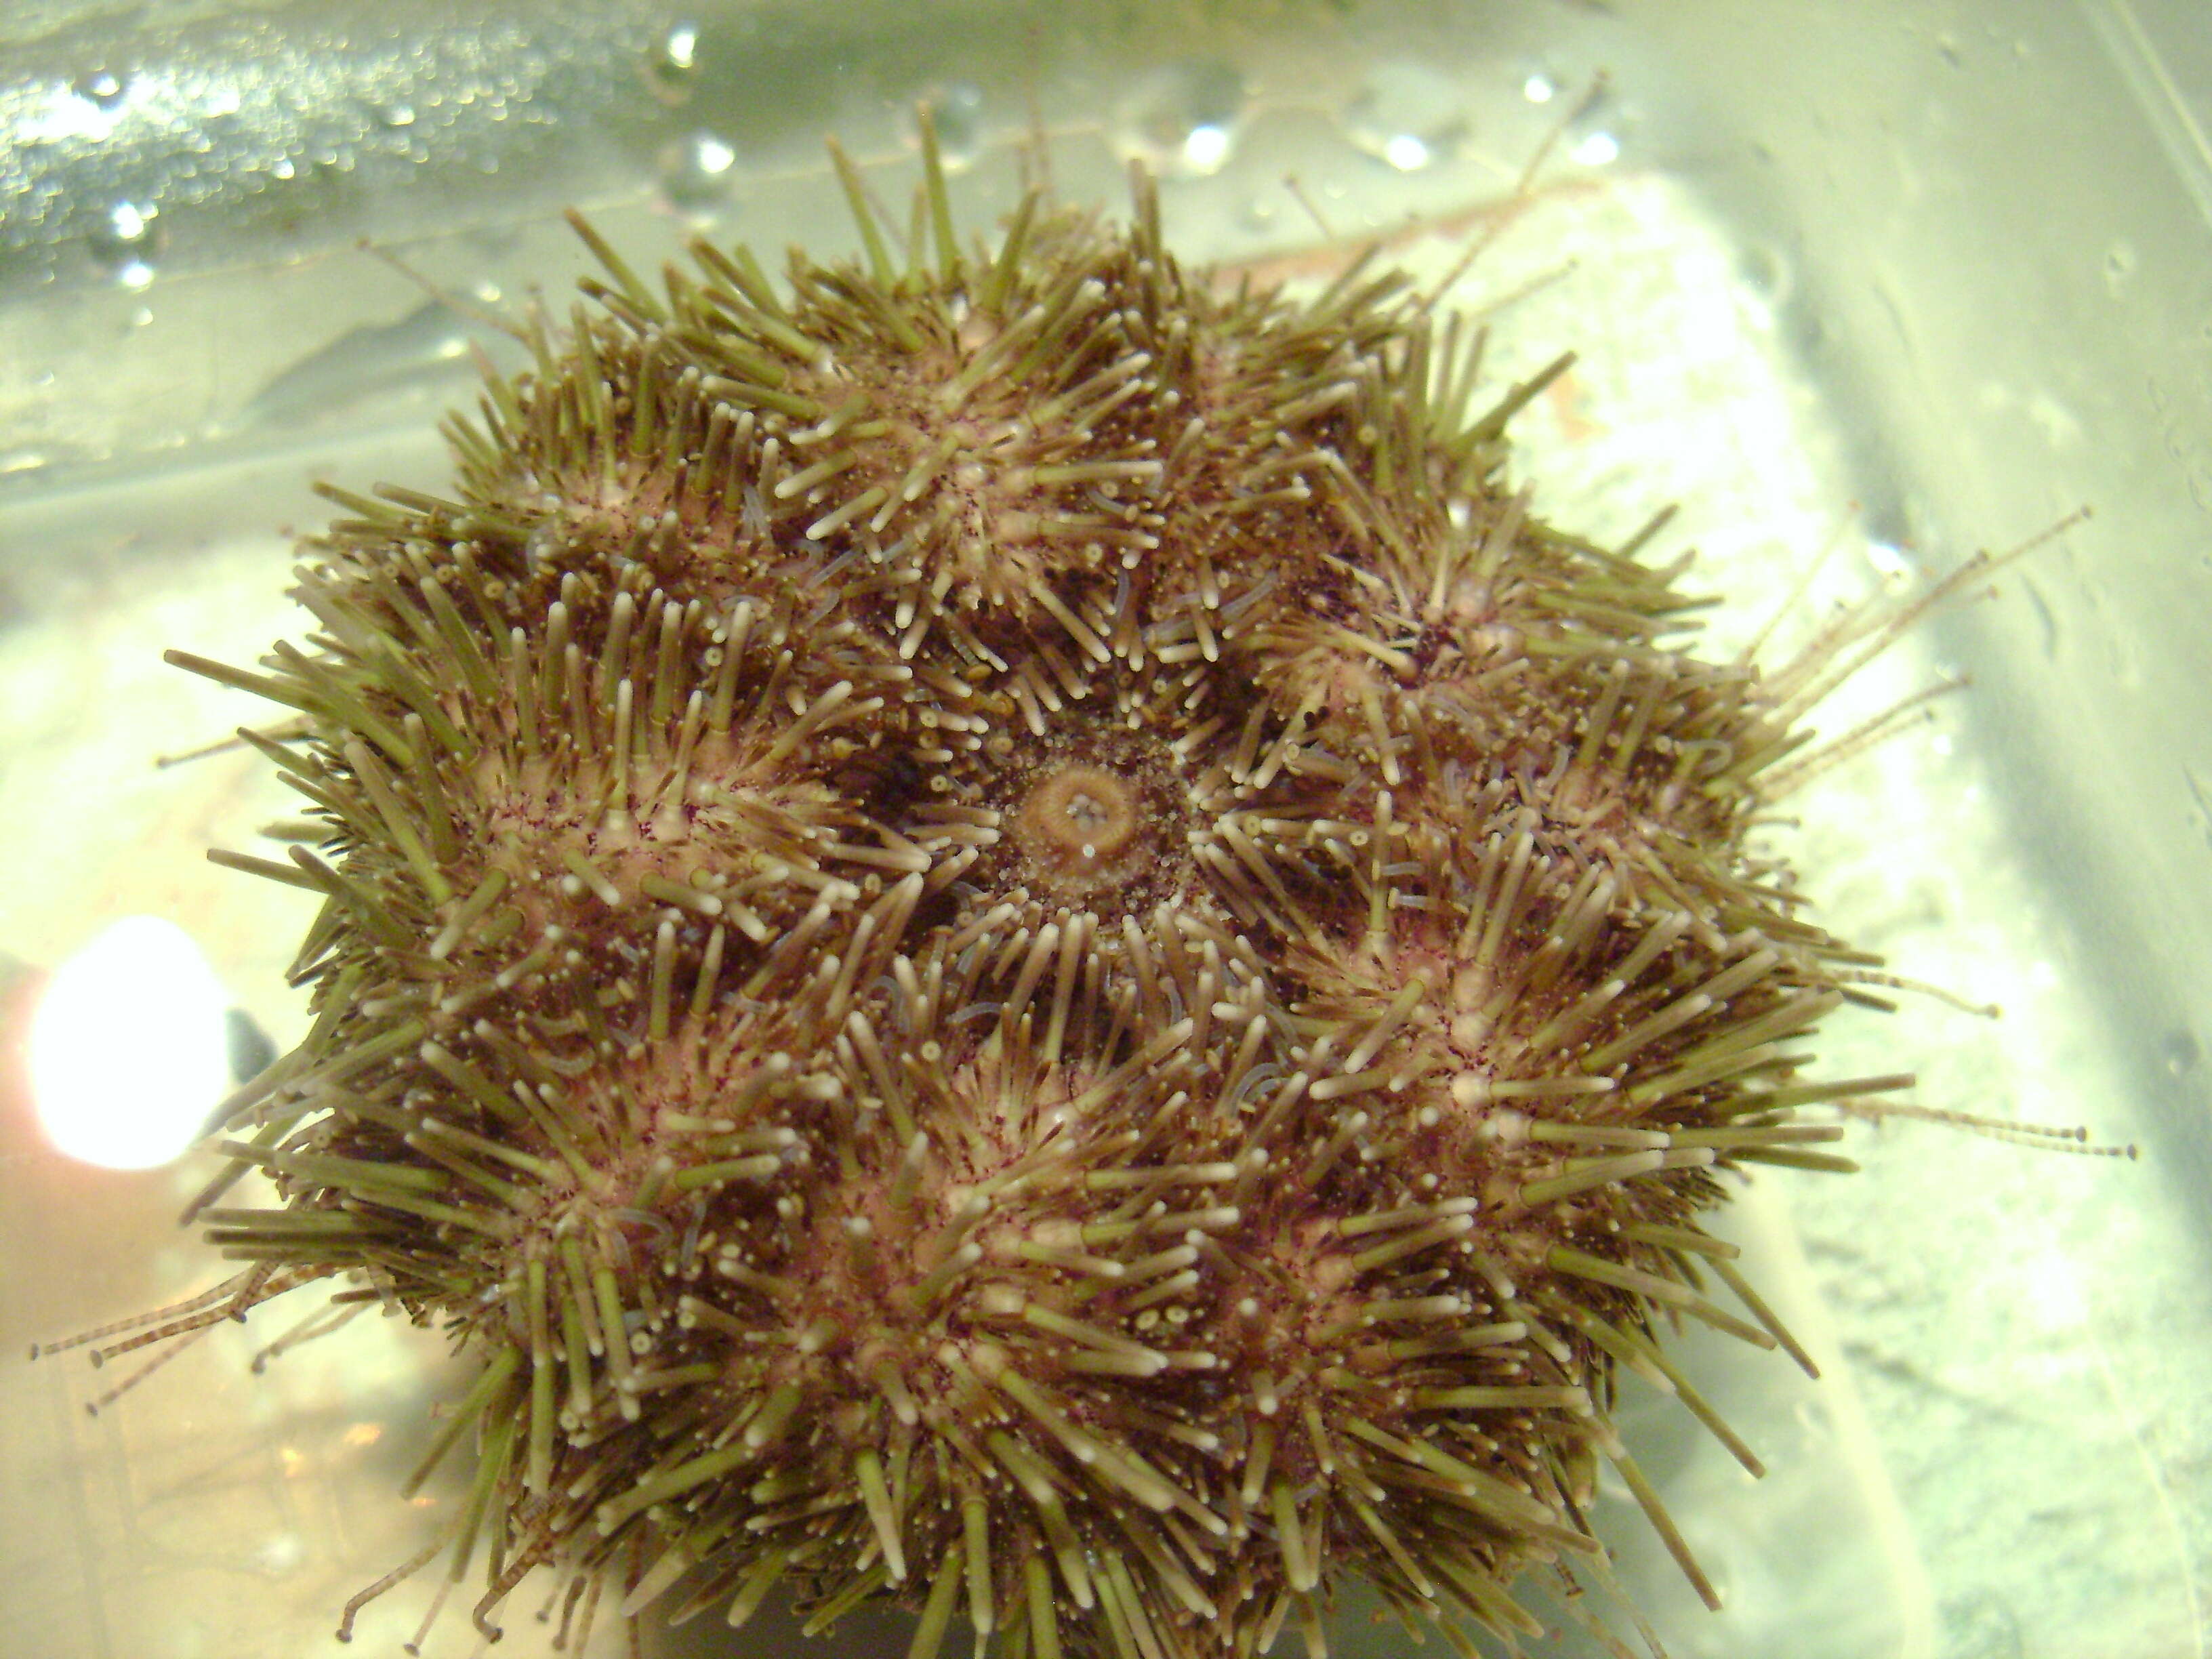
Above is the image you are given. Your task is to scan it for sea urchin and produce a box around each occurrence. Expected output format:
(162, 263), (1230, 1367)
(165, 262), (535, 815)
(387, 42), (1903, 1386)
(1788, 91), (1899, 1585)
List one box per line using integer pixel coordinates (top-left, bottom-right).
(98, 126), (1995, 1657)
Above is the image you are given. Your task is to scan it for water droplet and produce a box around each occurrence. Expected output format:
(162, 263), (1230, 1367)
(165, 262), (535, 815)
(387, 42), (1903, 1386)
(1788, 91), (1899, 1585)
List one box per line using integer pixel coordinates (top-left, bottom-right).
(2162, 1029), (2200, 1077)
(916, 84), (986, 173)
(2189, 767), (2212, 848)
(2104, 239), (2137, 296)
(226, 1008), (279, 1086)
(1570, 129), (1620, 167)
(1111, 61), (1246, 179)
(73, 69), (127, 110)
(253, 1530), (306, 1574)
(1863, 540), (1912, 581)
(648, 20), (704, 106)
(1343, 62), (1470, 173)
(1181, 123), (1233, 174)
(1738, 242), (1792, 304)
(1790, 1396), (1835, 1441)
(1568, 83), (1632, 168)
(87, 199), (163, 289)
(1522, 70), (1557, 106)
(659, 129), (740, 215)
(375, 102), (417, 129)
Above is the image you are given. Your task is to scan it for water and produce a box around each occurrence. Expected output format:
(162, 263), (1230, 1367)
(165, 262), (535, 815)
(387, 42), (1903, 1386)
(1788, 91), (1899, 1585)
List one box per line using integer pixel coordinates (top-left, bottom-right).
(4, 3), (2210, 1656)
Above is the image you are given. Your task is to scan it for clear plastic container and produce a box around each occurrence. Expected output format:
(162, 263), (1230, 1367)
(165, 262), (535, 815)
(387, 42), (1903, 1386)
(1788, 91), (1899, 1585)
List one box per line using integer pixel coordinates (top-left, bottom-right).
(4, 3), (2208, 1656)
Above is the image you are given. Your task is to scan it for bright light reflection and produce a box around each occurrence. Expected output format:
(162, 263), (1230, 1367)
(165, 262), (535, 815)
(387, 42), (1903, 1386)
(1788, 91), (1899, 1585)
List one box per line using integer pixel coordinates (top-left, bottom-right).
(692, 134), (736, 177)
(29, 915), (230, 1170)
(1382, 133), (1433, 172)
(1180, 123), (1232, 174)
(1864, 539), (1913, 580)
(1571, 130), (1621, 167)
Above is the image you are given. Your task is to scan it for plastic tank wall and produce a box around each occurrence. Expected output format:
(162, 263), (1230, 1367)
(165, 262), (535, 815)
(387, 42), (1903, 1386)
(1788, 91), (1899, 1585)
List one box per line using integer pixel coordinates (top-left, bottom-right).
(3, 3), (2208, 1656)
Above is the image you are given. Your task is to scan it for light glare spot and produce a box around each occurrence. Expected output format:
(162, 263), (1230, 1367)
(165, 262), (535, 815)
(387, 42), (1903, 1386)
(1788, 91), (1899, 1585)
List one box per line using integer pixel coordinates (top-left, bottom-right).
(1571, 130), (1620, 167)
(1181, 123), (1232, 174)
(255, 1531), (306, 1572)
(1382, 133), (1433, 172)
(1865, 540), (1912, 580)
(692, 133), (736, 177)
(29, 915), (229, 1170)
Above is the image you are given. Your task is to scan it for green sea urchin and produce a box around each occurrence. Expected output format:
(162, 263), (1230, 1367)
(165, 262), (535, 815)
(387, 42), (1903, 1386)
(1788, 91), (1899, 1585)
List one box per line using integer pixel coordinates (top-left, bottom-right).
(91, 131), (2001, 1657)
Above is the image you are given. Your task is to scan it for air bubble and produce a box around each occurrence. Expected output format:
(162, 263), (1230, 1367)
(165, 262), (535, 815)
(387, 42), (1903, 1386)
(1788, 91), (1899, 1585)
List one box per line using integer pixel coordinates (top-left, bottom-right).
(1863, 541), (1912, 581)
(1111, 61), (1246, 179)
(1568, 83), (1632, 168)
(1344, 63), (1470, 173)
(73, 70), (127, 110)
(1570, 129), (1620, 167)
(647, 20), (703, 106)
(659, 129), (739, 214)
(916, 84), (985, 173)
(1738, 242), (1792, 304)
(2104, 240), (2137, 297)
(87, 199), (163, 289)
(253, 1531), (307, 1574)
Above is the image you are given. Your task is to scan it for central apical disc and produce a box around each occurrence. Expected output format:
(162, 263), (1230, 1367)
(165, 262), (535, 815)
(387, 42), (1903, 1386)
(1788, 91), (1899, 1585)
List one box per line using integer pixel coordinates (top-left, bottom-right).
(1014, 762), (1145, 878)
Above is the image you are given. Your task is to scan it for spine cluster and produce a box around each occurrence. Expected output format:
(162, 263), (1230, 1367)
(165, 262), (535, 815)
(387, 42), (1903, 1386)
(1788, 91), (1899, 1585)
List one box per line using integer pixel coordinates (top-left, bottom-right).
(153, 131), (1917, 1658)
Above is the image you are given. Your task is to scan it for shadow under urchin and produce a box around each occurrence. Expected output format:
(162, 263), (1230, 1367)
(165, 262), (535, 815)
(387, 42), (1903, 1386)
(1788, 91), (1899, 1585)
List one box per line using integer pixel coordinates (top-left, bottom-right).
(110, 115), (1944, 1658)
